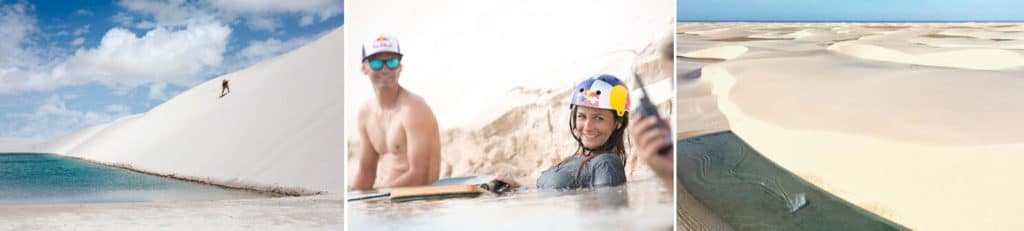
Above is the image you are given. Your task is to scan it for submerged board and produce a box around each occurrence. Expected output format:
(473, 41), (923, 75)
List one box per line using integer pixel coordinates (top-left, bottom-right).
(676, 131), (908, 230)
(390, 185), (487, 202)
(348, 176), (509, 203)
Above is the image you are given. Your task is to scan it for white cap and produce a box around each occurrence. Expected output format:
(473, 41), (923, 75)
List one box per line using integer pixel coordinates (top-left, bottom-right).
(362, 35), (403, 60)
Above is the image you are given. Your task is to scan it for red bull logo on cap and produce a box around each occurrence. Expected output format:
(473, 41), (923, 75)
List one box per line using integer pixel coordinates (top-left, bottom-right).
(364, 35), (403, 60)
(373, 39), (393, 49)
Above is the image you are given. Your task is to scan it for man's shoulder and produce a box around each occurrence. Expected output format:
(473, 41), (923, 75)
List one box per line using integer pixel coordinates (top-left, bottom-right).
(400, 90), (430, 107)
(397, 90), (439, 129)
(399, 90), (435, 115)
(357, 99), (378, 120)
(359, 98), (379, 112)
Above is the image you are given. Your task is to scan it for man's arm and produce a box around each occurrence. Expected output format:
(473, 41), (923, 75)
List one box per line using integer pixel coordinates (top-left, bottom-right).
(382, 101), (440, 187)
(629, 115), (674, 189)
(350, 106), (380, 191)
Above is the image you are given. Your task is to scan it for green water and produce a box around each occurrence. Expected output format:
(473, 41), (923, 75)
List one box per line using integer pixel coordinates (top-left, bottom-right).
(0, 153), (265, 204)
(677, 131), (908, 230)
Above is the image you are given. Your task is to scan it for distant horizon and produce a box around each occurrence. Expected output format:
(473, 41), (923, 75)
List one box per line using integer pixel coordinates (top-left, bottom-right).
(678, 0), (1024, 22)
(677, 20), (1024, 23)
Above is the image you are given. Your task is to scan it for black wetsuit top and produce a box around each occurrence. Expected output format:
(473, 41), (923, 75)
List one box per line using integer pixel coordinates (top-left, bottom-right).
(536, 153), (627, 190)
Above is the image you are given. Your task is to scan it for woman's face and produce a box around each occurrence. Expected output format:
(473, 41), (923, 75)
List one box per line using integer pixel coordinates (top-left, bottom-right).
(574, 106), (619, 149)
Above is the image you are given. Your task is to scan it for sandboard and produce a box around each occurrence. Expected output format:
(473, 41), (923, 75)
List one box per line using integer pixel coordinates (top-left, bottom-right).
(676, 131), (909, 230)
(347, 176), (511, 203)
(390, 184), (489, 202)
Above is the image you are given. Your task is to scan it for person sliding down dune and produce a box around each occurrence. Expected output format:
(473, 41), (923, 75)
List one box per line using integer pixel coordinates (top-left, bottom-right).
(220, 79), (230, 98)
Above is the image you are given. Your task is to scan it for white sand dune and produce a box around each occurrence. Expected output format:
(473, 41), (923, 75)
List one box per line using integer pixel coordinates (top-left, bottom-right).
(680, 27), (733, 36)
(750, 29), (815, 39)
(680, 45), (749, 60)
(829, 42), (1024, 70)
(937, 28), (1024, 40)
(34, 27), (346, 195)
(345, 0), (674, 188)
(681, 23), (1024, 230)
(910, 36), (1024, 49)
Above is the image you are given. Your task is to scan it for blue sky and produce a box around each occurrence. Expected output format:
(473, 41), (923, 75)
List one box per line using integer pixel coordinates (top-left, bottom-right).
(0, 0), (343, 140)
(678, 0), (1024, 21)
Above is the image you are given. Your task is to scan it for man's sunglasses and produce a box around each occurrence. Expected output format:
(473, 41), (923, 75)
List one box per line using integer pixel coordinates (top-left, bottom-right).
(367, 58), (401, 71)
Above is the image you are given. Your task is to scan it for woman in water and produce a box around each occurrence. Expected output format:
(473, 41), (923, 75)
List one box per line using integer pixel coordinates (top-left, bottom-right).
(533, 74), (632, 190)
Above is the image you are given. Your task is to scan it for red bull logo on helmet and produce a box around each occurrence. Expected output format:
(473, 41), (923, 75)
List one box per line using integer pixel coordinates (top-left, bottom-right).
(582, 89), (601, 105)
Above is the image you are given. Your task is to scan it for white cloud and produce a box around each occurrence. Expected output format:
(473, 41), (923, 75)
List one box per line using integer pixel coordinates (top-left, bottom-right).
(1, 20), (232, 95)
(136, 20), (156, 29)
(116, 0), (219, 27)
(148, 82), (168, 100)
(4, 95), (131, 139)
(0, 2), (35, 63)
(73, 24), (90, 36)
(245, 15), (280, 32)
(299, 15), (314, 27)
(105, 104), (130, 114)
(110, 12), (134, 27)
(238, 36), (308, 59)
(206, 0), (343, 23)
(70, 37), (85, 46)
(55, 22), (232, 88)
(75, 9), (94, 16)
(119, 0), (342, 30)
(0, 2), (57, 94)
(112, 0), (342, 33)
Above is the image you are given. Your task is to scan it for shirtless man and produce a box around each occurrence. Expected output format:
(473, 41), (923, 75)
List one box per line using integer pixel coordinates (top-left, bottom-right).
(350, 35), (441, 190)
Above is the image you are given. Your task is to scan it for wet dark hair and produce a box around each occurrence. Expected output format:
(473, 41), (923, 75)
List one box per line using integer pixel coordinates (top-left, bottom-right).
(560, 105), (629, 188)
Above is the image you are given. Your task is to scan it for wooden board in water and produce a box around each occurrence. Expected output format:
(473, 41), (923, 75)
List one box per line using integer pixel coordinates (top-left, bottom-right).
(390, 185), (486, 203)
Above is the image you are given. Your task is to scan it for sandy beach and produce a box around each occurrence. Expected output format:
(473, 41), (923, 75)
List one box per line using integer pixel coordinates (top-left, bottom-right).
(345, 0), (675, 188)
(678, 22), (1024, 230)
(0, 194), (342, 230)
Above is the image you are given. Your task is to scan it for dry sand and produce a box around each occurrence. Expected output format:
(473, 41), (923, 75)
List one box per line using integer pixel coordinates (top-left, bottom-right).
(679, 22), (1024, 230)
(345, 0), (675, 188)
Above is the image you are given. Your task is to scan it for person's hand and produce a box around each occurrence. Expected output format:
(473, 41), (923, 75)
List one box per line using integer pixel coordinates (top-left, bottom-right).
(629, 115), (673, 188)
(494, 175), (521, 189)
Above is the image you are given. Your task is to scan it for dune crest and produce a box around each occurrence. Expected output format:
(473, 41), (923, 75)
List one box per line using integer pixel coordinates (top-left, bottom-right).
(828, 42), (1024, 70)
(680, 45), (749, 60)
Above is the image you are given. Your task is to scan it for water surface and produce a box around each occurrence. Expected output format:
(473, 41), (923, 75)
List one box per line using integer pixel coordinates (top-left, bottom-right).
(0, 153), (266, 204)
(348, 179), (673, 230)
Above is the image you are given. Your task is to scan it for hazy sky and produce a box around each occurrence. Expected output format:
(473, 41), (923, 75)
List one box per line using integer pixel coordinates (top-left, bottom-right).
(678, 0), (1024, 21)
(0, 0), (343, 140)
